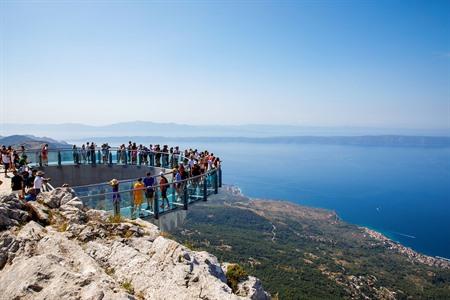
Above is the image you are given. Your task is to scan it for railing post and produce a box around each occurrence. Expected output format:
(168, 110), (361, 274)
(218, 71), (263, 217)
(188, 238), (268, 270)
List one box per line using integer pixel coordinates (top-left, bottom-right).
(138, 153), (141, 165)
(109, 152), (113, 165)
(203, 176), (207, 201)
(183, 184), (188, 210)
(97, 150), (101, 164)
(214, 170), (218, 194)
(57, 151), (62, 167)
(154, 188), (159, 219)
(38, 153), (42, 167)
(218, 166), (222, 187)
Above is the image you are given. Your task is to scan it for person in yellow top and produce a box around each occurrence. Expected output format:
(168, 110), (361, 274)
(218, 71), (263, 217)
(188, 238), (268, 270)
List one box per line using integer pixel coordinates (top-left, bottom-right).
(132, 178), (145, 219)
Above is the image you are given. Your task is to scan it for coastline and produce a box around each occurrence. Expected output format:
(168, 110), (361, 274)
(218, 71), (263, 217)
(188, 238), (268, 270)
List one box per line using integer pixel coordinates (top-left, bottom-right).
(225, 184), (450, 269)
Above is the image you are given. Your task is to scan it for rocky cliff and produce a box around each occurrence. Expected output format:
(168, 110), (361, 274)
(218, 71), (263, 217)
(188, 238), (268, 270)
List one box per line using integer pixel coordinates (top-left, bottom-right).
(0, 189), (270, 300)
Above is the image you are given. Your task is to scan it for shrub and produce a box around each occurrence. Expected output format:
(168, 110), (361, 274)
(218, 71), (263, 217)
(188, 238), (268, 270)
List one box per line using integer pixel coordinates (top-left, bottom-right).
(121, 280), (134, 294)
(226, 264), (248, 292)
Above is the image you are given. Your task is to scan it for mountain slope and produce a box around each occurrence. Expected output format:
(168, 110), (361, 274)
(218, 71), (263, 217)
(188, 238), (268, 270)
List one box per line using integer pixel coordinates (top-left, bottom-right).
(169, 186), (450, 299)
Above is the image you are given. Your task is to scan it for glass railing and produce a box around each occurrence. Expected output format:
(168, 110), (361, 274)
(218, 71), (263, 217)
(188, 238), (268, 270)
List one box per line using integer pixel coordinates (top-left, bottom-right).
(26, 147), (186, 168)
(73, 167), (221, 220)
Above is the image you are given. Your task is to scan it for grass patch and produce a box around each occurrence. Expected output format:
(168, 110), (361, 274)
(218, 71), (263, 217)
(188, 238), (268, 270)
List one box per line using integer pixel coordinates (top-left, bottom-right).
(121, 280), (134, 295)
(57, 222), (68, 232)
(105, 267), (115, 276)
(107, 215), (123, 224)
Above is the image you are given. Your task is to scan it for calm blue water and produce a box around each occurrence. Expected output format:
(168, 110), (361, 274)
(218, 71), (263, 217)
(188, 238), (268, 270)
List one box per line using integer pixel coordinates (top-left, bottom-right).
(74, 140), (450, 258)
(180, 142), (450, 258)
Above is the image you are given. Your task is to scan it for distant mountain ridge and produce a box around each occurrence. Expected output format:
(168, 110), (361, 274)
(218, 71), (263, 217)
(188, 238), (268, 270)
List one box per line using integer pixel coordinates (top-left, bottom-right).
(0, 135), (69, 149)
(71, 135), (450, 148)
(2, 121), (449, 140)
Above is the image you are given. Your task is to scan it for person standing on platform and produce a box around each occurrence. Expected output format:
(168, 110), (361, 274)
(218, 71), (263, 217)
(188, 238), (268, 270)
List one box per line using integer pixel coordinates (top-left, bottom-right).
(132, 178), (145, 218)
(159, 172), (170, 209)
(109, 179), (121, 218)
(41, 144), (48, 166)
(143, 172), (155, 211)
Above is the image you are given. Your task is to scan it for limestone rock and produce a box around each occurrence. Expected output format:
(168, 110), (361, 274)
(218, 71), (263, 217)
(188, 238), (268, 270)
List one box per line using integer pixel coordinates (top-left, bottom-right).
(39, 187), (77, 208)
(0, 193), (270, 300)
(236, 276), (271, 300)
(26, 201), (50, 225)
(0, 194), (30, 229)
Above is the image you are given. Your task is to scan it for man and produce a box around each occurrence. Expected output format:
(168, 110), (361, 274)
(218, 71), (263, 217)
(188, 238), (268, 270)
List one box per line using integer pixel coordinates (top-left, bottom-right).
(173, 168), (183, 202)
(191, 161), (202, 194)
(26, 169), (37, 189)
(143, 172), (155, 211)
(159, 172), (170, 209)
(41, 144), (48, 166)
(33, 171), (47, 194)
(11, 170), (24, 197)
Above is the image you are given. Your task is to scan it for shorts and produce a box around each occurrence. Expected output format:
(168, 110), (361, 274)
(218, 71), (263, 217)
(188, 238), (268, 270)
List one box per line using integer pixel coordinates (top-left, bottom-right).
(3, 163), (9, 169)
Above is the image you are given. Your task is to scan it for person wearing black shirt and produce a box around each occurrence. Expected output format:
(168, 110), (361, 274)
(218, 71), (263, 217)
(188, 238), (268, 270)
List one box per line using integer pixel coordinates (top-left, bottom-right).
(11, 170), (24, 196)
(26, 170), (37, 189)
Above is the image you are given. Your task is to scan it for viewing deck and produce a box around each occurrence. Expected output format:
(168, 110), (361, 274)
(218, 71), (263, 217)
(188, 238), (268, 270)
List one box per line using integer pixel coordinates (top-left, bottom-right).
(2, 147), (222, 222)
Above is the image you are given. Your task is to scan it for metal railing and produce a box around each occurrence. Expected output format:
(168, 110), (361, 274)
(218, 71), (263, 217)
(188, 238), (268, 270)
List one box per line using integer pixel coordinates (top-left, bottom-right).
(27, 147), (190, 169)
(73, 166), (222, 220)
(22, 146), (223, 219)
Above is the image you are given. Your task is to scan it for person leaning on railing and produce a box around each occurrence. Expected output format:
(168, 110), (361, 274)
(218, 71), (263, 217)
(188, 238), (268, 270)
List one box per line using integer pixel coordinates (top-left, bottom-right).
(159, 172), (170, 209)
(143, 172), (155, 211)
(41, 144), (49, 166)
(132, 178), (145, 218)
(109, 179), (121, 218)
(173, 167), (183, 202)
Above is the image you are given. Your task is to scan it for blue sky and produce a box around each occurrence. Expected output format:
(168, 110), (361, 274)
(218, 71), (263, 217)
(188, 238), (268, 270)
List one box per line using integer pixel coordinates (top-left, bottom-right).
(1, 0), (449, 129)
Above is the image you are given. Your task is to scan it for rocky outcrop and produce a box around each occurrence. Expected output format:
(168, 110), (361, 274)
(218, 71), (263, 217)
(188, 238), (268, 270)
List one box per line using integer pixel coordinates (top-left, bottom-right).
(0, 192), (270, 300)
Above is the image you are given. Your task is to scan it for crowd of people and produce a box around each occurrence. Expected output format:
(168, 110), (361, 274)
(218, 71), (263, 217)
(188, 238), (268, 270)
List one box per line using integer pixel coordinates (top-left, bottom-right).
(71, 141), (200, 169)
(108, 145), (221, 219)
(1, 142), (221, 219)
(1, 144), (51, 200)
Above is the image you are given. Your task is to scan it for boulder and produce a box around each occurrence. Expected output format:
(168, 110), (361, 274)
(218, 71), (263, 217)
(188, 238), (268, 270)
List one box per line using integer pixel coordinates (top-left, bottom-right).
(236, 276), (271, 300)
(39, 187), (77, 208)
(0, 194), (30, 229)
(27, 201), (50, 225)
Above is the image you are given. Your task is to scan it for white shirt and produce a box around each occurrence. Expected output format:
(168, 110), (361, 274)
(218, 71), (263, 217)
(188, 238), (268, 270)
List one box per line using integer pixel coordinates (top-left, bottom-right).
(34, 176), (44, 189)
(2, 153), (10, 164)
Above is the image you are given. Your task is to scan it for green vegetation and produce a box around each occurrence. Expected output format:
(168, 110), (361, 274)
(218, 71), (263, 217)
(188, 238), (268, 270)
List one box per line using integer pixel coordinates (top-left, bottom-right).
(226, 264), (248, 292)
(169, 189), (450, 299)
(107, 215), (123, 223)
(121, 280), (134, 295)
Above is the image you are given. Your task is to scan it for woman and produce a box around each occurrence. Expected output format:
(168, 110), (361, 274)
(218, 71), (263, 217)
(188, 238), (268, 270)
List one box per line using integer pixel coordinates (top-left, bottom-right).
(132, 178), (145, 218)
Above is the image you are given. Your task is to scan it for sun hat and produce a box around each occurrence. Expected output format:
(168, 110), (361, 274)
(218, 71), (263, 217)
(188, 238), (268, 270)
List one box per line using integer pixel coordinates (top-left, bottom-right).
(109, 178), (119, 186)
(36, 171), (45, 176)
(159, 171), (164, 176)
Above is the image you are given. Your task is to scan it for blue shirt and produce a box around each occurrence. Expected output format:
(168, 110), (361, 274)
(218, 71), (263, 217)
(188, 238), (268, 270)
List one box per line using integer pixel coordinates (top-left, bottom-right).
(143, 177), (155, 191)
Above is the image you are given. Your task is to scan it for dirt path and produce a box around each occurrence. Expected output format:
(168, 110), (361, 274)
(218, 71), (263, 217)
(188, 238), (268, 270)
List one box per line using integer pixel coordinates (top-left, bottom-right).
(270, 223), (277, 242)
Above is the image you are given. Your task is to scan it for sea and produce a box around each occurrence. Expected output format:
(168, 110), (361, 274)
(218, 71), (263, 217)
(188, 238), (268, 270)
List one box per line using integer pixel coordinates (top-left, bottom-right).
(72, 140), (450, 258)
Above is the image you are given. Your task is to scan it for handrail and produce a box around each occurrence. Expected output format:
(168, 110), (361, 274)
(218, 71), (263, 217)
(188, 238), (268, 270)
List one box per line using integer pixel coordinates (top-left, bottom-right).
(76, 168), (217, 199)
